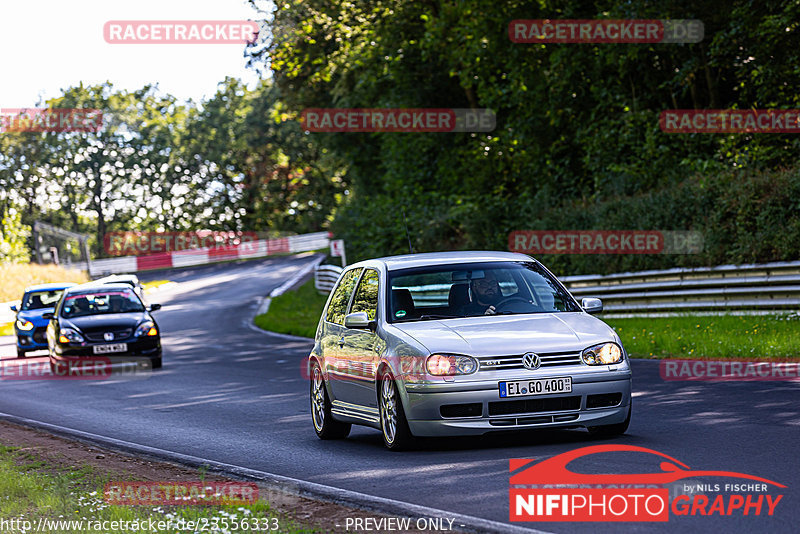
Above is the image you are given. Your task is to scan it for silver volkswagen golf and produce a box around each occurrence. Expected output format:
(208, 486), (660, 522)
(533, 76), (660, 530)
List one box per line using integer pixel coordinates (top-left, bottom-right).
(308, 251), (632, 450)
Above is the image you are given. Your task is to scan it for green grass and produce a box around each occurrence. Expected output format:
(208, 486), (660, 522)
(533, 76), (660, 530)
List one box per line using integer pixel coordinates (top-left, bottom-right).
(605, 314), (800, 359)
(0, 444), (314, 534)
(141, 280), (171, 291)
(254, 279), (328, 338)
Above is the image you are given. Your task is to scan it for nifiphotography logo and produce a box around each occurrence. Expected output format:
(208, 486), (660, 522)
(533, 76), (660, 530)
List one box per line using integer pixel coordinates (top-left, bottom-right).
(510, 445), (785, 522)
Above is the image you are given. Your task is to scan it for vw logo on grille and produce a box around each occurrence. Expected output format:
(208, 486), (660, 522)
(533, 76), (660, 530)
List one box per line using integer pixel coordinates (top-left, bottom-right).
(104, 332), (114, 341)
(522, 352), (541, 370)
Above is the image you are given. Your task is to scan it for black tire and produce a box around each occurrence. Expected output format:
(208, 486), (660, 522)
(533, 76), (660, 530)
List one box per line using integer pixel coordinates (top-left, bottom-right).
(377, 371), (415, 451)
(310, 360), (351, 439)
(588, 402), (631, 438)
(151, 356), (162, 369)
(16, 348), (25, 358)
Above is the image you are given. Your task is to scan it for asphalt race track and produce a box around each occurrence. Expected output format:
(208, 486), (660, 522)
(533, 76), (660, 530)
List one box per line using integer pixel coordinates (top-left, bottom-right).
(0, 254), (797, 534)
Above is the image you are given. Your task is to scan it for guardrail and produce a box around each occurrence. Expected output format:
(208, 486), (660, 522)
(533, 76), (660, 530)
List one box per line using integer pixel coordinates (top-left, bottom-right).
(560, 260), (800, 316)
(315, 264), (343, 294)
(70, 231), (331, 277)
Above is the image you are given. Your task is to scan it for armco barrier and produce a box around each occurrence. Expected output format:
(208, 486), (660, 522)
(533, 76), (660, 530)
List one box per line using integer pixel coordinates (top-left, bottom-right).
(315, 264), (343, 294)
(561, 260), (800, 316)
(86, 232), (331, 277)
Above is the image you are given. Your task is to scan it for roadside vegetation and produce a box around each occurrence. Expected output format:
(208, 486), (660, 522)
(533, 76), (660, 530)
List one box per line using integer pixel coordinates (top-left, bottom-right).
(0, 263), (88, 302)
(141, 280), (172, 291)
(0, 444), (313, 534)
(254, 280), (327, 339)
(606, 314), (800, 360)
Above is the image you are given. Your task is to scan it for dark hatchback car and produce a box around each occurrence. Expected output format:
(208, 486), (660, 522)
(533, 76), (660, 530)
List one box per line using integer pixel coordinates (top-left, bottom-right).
(44, 283), (163, 371)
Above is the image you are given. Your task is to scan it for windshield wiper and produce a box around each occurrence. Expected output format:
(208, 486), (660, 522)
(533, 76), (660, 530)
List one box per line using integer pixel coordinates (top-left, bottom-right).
(396, 314), (459, 322)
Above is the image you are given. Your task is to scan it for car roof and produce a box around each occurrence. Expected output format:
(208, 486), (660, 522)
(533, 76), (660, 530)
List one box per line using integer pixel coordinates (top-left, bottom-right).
(66, 282), (136, 294)
(24, 282), (77, 292)
(351, 250), (535, 271)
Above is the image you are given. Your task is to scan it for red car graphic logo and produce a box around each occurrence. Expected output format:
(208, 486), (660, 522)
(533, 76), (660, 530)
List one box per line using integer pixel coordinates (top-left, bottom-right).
(510, 444), (785, 487)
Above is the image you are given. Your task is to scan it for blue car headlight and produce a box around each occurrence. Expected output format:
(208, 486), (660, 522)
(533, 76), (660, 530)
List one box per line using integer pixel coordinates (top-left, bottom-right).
(16, 319), (34, 331)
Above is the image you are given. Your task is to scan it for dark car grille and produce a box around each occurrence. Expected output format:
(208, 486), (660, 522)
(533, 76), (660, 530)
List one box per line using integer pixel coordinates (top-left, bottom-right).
(478, 351), (582, 371)
(440, 403), (483, 418)
(83, 329), (133, 342)
(587, 393), (623, 409)
(32, 327), (47, 344)
(488, 395), (581, 416)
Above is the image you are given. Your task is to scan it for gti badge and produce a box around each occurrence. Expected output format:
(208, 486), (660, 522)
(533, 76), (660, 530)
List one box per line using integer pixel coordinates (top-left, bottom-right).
(522, 352), (541, 370)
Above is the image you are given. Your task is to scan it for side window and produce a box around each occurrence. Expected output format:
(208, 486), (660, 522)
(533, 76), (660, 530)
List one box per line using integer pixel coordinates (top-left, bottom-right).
(350, 269), (380, 321)
(325, 268), (363, 324)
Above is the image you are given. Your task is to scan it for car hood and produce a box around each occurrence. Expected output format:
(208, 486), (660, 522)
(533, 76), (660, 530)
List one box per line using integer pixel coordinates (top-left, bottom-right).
(65, 313), (148, 332)
(391, 313), (617, 356)
(16, 308), (55, 325)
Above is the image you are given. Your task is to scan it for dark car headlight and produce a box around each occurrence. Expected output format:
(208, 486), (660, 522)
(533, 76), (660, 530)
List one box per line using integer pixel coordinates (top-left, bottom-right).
(134, 321), (158, 337)
(426, 354), (478, 376)
(59, 327), (84, 344)
(16, 319), (34, 331)
(582, 342), (623, 365)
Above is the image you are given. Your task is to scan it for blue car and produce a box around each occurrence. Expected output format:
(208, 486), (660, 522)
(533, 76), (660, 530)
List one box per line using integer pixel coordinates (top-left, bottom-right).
(10, 283), (76, 358)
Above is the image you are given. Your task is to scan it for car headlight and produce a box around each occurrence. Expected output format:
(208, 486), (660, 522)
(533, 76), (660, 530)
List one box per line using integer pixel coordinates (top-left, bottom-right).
(582, 342), (623, 365)
(134, 321), (158, 337)
(59, 327), (84, 344)
(16, 319), (34, 331)
(426, 354), (478, 376)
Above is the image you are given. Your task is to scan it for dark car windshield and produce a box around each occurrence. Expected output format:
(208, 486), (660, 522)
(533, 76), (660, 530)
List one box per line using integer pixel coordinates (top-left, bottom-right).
(61, 288), (145, 318)
(21, 290), (65, 311)
(388, 261), (580, 322)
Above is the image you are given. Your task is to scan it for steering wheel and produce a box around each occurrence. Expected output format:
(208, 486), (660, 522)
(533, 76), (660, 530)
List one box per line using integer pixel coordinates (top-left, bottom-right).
(494, 296), (535, 313)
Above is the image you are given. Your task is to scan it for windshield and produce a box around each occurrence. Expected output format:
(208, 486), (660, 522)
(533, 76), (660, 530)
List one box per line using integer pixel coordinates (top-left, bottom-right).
(61, 289), (145, 318)
(21, 290), (65, 311)
(388, 261), (581, 322)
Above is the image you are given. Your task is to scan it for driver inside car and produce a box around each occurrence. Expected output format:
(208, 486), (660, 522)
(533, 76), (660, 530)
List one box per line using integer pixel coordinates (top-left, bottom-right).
(460, 271), (503, 316)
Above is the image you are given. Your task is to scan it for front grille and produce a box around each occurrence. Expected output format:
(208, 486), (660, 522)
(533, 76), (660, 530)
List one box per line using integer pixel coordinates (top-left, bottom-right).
(440, 403), (483, 418)
(478, 351), (582, 371)
(84, 329), (132, 342)
(489, 395), (581, 416)
(489, 414), (579, 426)
(32, 327), (47, 344)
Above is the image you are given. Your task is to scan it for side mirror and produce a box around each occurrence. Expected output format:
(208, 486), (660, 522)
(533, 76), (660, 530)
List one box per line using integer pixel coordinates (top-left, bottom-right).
(581, 298), (603, 315)
(9, 305), (17, 312)
(344, 311), (376, 330)
(148, 303), (162, 312)
(42, 312), (55, 320)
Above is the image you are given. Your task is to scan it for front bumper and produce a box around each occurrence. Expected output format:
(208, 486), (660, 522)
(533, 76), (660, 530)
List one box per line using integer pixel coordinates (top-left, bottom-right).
(52, 337), (161, 360)
(403, 370), (631, 437)
(15, 326), (48, 351)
